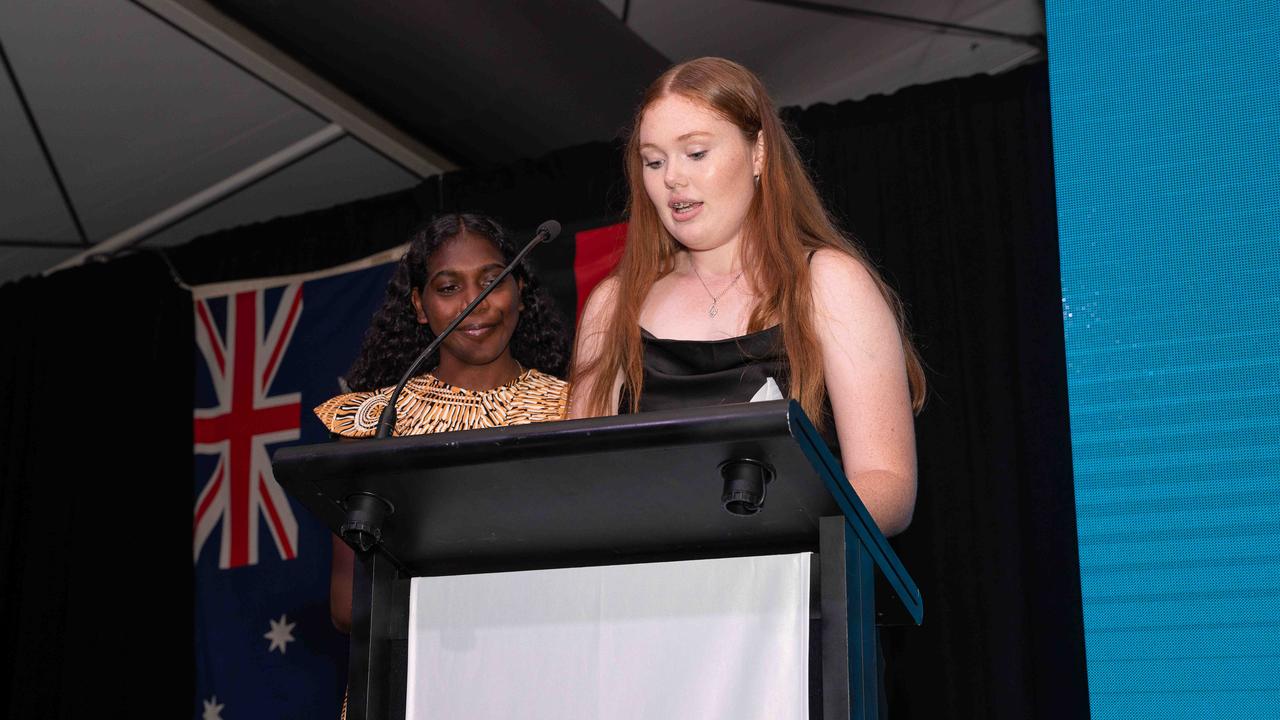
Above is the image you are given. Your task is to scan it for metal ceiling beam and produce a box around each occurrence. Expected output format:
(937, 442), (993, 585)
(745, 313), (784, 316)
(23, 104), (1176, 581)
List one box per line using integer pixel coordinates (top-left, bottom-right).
(0, 35), (91, 245)
(47, 124), (344, 273)
(132, 0), (455, 178)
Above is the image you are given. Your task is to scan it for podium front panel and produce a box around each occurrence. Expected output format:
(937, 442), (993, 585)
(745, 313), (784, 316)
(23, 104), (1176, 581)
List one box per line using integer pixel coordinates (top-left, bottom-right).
(405, 553), (811, 720)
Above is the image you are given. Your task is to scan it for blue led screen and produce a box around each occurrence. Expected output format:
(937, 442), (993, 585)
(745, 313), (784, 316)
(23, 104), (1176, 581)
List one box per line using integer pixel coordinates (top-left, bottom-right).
(1046, 4), (1280, 718)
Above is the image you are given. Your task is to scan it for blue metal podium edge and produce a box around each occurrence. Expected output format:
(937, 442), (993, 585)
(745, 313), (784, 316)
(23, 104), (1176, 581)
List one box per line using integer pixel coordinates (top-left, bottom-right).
(786, 400), (924, 625)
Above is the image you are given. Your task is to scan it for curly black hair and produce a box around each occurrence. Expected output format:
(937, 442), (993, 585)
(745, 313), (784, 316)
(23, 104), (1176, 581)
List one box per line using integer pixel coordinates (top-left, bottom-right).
(345, 213), (571, 391)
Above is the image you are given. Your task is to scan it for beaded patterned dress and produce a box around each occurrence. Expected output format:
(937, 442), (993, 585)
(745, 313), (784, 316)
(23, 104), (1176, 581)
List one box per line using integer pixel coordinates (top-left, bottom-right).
(314, 367), (569, 438)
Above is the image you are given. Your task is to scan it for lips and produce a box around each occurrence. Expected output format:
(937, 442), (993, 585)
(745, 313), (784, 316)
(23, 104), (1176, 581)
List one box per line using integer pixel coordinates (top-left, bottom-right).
(669, 199), (703, 221)
(459, 322), (496, 339)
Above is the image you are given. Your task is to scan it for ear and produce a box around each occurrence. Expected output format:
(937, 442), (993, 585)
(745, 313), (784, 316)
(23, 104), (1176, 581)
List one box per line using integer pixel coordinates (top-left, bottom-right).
(752, 130), (765, 178)
(517, 277), (526, 313)
(410, 287), (430, 326)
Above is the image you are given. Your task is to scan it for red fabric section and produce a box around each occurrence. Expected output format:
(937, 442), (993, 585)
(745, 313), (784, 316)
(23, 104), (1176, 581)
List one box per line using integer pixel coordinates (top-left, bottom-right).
(572, 222), (628, 322)
(195, 301), (225, 374)
(192, 459), (223, 532)
(229, 292), (256, 567)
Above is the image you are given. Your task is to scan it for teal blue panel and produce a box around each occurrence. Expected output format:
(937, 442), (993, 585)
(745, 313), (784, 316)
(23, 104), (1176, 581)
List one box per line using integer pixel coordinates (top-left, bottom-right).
(1046, 2), (1280, 717)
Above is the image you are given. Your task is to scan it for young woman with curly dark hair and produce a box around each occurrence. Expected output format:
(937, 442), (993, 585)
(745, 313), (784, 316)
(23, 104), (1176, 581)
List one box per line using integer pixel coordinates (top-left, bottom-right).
(314, 213), (571, 643)
(343, 213), (570, 393)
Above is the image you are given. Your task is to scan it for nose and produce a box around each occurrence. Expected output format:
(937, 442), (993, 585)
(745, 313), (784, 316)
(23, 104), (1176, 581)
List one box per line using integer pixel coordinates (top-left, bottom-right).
(456, 281), (491, 319)
(664, 159), (686, 189)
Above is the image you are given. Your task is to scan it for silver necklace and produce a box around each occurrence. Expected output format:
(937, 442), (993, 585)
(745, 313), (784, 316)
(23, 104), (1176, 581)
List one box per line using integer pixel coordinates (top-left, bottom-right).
(689, 263), (745, 318)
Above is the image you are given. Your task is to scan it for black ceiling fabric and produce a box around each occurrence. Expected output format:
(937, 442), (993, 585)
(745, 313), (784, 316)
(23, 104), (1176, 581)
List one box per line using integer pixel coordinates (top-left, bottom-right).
(211, 0), (670, 166)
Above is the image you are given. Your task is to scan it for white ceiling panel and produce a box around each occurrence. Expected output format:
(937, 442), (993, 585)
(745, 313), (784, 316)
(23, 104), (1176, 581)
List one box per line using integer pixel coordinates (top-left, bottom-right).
(141, 136), (420, 248)
(0, 59), (78, 241)
(758, 0), (1043, 107)
(609, 0), (1043, 108)
(0, 0), (324, 240)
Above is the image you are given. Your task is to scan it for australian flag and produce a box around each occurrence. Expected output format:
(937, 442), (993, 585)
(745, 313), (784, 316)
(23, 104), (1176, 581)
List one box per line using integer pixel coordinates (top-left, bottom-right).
(191, 252), (399, 720)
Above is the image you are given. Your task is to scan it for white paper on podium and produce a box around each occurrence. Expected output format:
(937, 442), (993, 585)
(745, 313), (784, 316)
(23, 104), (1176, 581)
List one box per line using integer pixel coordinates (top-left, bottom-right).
(406, 552), (811, 720)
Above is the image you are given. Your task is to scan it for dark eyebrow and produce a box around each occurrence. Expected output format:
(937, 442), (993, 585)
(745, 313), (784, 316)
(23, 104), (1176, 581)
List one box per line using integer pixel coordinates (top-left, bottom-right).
(428, 263), (506, 283)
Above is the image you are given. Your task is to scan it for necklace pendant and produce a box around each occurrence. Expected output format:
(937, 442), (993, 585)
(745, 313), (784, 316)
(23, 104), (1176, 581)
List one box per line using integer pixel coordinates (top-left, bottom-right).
(708, 303), (719, 318)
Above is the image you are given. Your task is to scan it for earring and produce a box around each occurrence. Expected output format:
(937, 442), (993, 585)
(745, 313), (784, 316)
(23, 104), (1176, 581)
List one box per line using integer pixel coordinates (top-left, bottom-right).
(753, 174), (760, 186)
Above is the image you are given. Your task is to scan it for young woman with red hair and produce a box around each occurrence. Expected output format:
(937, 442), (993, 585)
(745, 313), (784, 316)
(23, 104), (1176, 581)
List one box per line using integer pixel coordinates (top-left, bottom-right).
(570, 57), (925, 537)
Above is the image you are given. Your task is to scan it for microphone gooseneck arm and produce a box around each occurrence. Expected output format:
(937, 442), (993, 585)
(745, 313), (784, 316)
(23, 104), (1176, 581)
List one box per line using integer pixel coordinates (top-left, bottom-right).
(374, 220), (561, 438)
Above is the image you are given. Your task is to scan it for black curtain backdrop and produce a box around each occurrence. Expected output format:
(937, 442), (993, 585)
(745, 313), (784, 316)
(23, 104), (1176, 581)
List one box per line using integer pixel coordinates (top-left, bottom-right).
(0, 253), (194, 717)
(785, 67), (1089, 719)
(0, 62), (1088, 718)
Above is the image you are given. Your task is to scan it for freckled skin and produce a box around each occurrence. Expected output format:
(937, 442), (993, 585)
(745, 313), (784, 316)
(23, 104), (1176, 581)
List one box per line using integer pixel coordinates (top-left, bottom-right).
(637, 95), (763, 263)
(631, 95), (765, 340)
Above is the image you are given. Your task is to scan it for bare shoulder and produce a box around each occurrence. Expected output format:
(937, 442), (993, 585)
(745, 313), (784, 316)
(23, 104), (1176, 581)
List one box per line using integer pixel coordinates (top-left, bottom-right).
(571, 275), (621, 367)
(568, 275), (623, 418)
(578, 276), (620, 330)
(585, 274), (621, 302)
(808, 248), (895, 322)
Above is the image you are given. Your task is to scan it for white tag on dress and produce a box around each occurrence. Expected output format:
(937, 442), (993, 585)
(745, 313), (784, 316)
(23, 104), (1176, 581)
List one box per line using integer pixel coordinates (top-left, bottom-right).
(750, 377), (784, 402)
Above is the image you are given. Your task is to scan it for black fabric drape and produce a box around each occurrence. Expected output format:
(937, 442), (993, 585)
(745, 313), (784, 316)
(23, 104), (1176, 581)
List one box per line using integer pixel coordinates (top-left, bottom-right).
(0, 62), (1087, 718)
(786, 66), (1089, 719)
(0, 252), (194, 717)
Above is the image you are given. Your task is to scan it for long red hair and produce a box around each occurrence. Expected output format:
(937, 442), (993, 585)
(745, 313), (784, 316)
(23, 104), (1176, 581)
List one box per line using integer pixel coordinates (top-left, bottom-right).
(573, 57), (925, 422)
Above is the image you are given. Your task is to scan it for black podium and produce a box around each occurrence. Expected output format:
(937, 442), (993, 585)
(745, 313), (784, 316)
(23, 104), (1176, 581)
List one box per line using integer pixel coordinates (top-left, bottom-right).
(273, 399), (922, 720)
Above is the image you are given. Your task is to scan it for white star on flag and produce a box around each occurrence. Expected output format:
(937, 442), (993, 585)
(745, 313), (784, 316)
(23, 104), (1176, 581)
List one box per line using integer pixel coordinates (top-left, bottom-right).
(202, 695), (225, 720)
(264, 614), (297, 654)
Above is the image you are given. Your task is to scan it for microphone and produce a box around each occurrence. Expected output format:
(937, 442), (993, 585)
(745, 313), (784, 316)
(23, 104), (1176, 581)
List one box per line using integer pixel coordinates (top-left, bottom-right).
(374, 220), (561, 438)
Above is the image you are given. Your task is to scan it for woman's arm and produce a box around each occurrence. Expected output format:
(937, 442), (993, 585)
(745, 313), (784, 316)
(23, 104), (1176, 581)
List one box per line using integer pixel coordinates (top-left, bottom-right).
(330, 535), (354, 634)
(810, 249), (918, 536)
(567, 277), (623, 419)
(325, 435), (362, 634)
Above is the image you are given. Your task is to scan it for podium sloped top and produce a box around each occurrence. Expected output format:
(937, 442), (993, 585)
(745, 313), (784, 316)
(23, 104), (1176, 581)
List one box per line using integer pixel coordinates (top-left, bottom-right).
(272, 400), (921, 622)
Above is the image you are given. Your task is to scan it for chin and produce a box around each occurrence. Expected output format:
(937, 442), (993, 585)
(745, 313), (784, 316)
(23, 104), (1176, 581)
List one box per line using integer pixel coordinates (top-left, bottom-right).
(673, 231), (719, 252)
(663, 223), (700, 248)
(462, 351), (510, 368)
(444, 342), (509, 369)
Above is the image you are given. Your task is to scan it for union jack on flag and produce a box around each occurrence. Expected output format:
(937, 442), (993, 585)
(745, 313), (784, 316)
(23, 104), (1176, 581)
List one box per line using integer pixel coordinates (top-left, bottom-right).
(193, 283), (304, 569)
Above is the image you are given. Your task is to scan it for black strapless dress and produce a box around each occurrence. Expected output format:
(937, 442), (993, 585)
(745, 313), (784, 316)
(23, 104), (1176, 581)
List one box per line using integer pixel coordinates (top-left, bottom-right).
(620, 324), (840, 453)
(624, 325), (788, 409)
